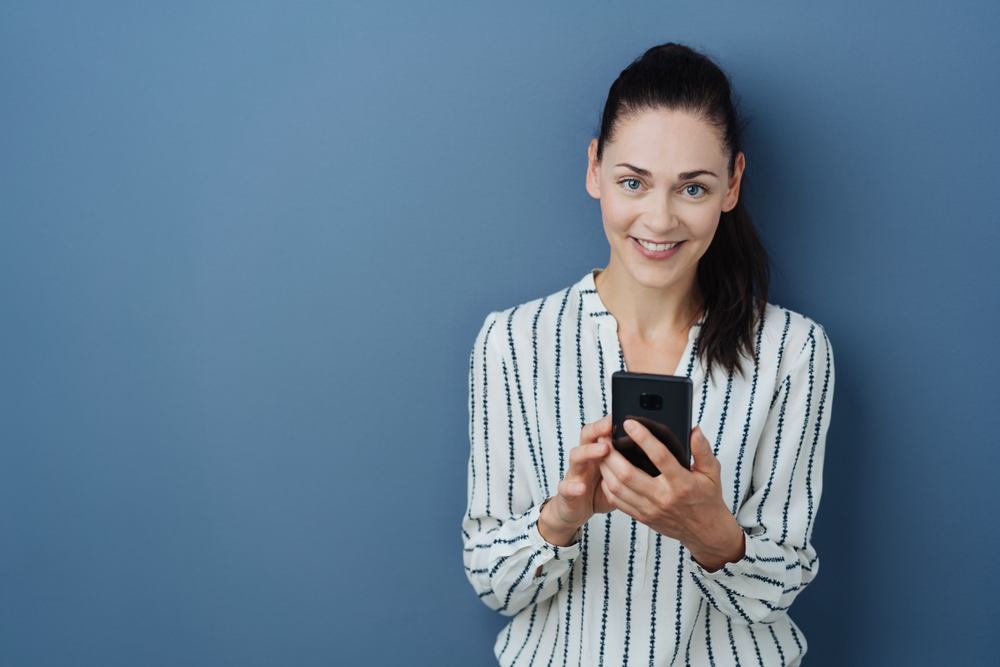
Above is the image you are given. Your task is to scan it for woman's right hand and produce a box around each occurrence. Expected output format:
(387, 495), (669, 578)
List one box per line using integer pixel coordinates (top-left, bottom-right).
(539, 415), (616, 545)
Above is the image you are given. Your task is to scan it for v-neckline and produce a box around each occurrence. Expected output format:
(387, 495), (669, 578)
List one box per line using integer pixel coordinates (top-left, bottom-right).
(585, 268), (704, 377)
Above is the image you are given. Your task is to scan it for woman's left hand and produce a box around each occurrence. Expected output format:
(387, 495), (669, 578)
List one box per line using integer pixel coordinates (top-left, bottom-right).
(598, 419), (746, 572)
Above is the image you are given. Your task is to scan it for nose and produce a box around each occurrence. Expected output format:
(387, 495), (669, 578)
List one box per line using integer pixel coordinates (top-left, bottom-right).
(649, 192), (680, 233)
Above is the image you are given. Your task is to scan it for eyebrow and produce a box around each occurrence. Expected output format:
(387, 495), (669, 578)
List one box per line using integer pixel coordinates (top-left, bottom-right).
(614, 163), (719, 180)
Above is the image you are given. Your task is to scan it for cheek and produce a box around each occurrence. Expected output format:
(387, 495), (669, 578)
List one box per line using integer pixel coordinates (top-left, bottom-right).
(600, 194), (637, 232)
(691, 212), (721, 242)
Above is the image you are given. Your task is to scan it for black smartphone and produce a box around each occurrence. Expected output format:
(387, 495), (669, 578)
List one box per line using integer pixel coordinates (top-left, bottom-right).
(611, 370), (693, 474)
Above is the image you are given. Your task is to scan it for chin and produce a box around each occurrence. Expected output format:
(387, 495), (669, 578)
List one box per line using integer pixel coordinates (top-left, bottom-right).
(621, 244), (695, 282)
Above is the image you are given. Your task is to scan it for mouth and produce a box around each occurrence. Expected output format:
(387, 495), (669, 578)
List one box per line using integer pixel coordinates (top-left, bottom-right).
(631, 236), (686, 252)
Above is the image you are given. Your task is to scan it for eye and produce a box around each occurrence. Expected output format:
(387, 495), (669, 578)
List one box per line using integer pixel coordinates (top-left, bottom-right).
(683, 183), (710, 199)
(618, 177), (643, 193)
(618, 178), (642, 192)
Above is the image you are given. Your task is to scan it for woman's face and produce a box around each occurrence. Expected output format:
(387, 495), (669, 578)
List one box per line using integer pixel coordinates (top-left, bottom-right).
(585, 107), (746, 292)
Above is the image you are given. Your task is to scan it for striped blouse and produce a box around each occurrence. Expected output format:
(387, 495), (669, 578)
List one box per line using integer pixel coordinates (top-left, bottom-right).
(461, 267), (835, 666)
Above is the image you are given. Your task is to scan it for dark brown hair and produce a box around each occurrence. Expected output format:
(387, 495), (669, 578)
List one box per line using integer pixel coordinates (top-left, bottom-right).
(595, 41), (769, 380)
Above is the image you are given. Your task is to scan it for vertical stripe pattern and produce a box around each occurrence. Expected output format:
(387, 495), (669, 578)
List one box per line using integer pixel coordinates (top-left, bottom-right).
(462, 268), (836, 666)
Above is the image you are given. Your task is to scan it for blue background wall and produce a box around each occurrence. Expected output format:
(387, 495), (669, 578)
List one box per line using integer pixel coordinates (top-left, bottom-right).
(2, 1), (997, 665)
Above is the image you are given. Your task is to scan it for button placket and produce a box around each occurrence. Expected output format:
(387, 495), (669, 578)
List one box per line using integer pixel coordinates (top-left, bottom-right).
(595, 318), (652, 590)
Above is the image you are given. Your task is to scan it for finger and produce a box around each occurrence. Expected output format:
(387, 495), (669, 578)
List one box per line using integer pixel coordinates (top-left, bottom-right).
(557, 477), (588, 498)
(600, 445), (655, 492)
(568, 440), (609, 470)
(598, 459), (651, 512)
(565, 441), (610, 483)
(596, 414), (613, 435)
(580, 414), (613, 443)
(623, 418), (685, 479)
(689, 425), (720, 478)
(600, 477), (645, 519)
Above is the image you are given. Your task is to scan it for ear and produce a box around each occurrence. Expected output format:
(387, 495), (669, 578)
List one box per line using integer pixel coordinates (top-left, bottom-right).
(585, 138), (601, 200)
(721, 150), (746, 212)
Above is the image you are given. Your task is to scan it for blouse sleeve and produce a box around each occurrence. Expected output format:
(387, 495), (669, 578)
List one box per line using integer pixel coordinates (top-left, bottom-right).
(460, 311), (582, 617)
(686, 321), (835, 625)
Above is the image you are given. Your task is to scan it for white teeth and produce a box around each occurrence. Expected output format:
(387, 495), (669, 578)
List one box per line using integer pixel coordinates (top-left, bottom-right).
(636, 238), (681, 251)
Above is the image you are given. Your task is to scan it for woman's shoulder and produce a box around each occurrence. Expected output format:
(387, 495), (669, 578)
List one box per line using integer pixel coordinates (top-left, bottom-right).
(758, 301), (833, 374)
(472, 272), (588, 347)
(761, 301), (829, 340)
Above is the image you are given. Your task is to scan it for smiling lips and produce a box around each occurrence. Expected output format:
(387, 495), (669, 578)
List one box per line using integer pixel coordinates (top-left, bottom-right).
(634, 237), (683, 251)
(631, 236), (686, 258)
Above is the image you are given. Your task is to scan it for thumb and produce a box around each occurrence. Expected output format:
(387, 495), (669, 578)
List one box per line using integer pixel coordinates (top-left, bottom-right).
(689, 425), (719, 477)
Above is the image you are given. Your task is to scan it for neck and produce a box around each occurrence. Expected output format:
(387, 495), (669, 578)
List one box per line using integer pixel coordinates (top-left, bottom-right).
(594, 260), (703, 342)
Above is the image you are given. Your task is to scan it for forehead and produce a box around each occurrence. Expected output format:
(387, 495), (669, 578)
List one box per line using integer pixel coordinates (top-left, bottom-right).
(605, 108), (726, 170)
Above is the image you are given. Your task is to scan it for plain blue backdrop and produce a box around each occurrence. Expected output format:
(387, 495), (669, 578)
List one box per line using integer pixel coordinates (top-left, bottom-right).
(2, 1), (998, 665)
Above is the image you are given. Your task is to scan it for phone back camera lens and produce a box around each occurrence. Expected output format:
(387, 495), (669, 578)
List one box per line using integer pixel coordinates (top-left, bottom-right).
(639, 393), (662, 410)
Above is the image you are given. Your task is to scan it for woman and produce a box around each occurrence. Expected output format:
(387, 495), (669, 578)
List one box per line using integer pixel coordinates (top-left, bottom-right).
(462, 42), (835, 666)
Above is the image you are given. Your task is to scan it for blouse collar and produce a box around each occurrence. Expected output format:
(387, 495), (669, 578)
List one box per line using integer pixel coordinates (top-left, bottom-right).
(576, 267), (708, 332)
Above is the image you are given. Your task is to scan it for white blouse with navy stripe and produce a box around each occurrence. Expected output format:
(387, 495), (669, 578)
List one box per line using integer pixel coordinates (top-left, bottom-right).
(462, 267), (835, 666)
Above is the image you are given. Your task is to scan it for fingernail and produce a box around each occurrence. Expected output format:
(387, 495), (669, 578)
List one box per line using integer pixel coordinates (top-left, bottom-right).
(624, 419), (635, 432)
